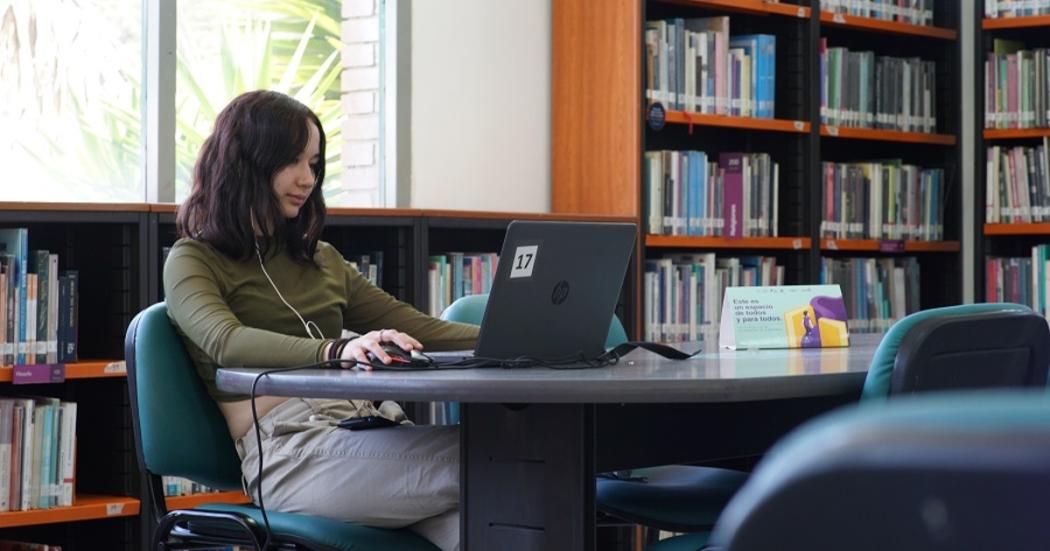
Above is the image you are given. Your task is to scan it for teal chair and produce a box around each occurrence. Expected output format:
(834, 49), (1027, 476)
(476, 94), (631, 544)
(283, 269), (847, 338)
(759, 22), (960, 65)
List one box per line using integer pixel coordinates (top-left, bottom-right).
(439, 293), (748, 537)
(648, 302), (1050, 550)
(707, 389), (1050, 550)
(438, 293), (629, 424)
(126, 303), (438, 550)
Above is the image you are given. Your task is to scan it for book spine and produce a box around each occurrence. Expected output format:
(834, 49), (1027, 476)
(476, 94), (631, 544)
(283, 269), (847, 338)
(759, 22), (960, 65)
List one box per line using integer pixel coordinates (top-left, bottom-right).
(33, 252), (48, 366)
(59, 402), (75, 507)
(47, 255), (58, 365)
(720, 153), (745, 238)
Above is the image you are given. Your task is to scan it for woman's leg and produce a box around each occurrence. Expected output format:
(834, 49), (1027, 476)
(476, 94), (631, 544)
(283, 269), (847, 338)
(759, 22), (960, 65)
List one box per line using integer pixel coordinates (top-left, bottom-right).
(238, 399), (460, 549)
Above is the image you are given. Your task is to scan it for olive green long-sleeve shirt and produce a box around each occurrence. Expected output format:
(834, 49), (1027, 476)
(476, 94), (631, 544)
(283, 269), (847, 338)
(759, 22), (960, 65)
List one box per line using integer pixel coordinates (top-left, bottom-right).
(163, 238), (479, 401)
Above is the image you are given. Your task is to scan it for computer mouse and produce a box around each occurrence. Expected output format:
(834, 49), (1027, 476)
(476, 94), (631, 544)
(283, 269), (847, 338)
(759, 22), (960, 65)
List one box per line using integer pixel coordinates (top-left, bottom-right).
(367, 343), (414, 365)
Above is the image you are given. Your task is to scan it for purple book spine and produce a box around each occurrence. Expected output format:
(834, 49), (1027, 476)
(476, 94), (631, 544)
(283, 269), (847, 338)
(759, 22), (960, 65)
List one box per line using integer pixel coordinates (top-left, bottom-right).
(720, 153), (744, 238)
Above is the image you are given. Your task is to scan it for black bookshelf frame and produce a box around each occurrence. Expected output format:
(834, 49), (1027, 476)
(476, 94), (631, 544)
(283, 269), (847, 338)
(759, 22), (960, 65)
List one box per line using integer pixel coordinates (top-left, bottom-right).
(972, 1), (1050, 302)
(637, 0), (963, 330)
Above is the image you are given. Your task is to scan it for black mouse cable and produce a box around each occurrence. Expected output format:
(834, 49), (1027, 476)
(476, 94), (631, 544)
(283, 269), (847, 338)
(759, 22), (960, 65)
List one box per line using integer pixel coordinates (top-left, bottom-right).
(247, 358), (357, 549)
(245, 351), (619, 546)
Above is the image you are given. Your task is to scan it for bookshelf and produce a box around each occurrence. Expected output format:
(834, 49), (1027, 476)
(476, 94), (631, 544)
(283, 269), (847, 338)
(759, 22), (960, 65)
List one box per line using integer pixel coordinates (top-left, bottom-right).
(164, 490), (249, 510)
(0, 202), (638, 549)
(0, 495), (139, 529)
(0, 204), (144, 549)
(975, 2), (1050, 307)
(553, 0), (962, 339)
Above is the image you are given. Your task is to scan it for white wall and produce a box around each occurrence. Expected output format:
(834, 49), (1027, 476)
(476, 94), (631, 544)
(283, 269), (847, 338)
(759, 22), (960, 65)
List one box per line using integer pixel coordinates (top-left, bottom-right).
(409, 0), (550, 212)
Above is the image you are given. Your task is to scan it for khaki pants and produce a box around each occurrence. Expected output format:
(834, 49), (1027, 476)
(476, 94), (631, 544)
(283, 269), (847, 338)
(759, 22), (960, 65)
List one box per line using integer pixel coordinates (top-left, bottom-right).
(236, 398), (460, 551)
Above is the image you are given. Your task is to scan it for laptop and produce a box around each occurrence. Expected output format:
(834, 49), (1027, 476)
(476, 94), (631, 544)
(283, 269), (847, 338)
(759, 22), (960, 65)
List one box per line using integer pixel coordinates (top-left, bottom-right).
(424, 220), (637, 365)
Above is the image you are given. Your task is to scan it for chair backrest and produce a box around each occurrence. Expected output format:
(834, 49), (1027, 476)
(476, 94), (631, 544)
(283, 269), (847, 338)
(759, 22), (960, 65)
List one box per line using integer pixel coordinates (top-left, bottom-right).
(125, 303), (243, 492)
(891, 310), (1050, 395)
(710, 390), (1050, 550)
(861, 303), (1035, 401)
(440, 293), (629, 348)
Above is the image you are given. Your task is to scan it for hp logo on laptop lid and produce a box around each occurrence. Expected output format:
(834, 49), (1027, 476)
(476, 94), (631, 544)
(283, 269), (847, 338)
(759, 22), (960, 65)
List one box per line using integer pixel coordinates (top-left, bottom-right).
(551, 280), (570, 305)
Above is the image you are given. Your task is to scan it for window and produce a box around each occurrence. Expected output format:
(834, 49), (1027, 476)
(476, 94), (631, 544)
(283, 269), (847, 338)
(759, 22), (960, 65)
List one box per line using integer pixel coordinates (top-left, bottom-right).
(175, 0), (386, 206)
(1, 0), (143, 202)
(2, 0), (388, 205)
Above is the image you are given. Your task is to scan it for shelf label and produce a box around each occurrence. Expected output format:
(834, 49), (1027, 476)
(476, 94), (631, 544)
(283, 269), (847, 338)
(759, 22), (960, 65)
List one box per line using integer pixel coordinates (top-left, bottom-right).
(797, 7), (806, 18)
(832, 13), (846, 23)
(12, 363), (65, 385)
(879, 240), (905, 253)
(646, 102), (666, 131)
(792, 239), (803, 250)
(826, 239), (839, 250)
(106, 503), (125, 516)
(105, 361), (127, 374)
(826, 126), (840, 136)
(793, 121), (804, 131)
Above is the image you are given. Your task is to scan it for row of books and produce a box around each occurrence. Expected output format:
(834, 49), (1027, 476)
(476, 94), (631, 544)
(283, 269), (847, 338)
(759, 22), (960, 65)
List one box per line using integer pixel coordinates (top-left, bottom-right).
(985, 139), (1050, 223)
(984, 245), (1050, 314)
(819, 256), (921, 333)
(0, 230), (79, 368)
(820, 40), (938, 134)
(162, 476), (222, 497)
(820, 161), (946, 241)
(986, 255), (1037, 310)
(645, 16), (776, 118)
(643, 254), (785, 343)
(985, 0), (1050, 17)
(0, 398), (76, 512)
(345, 251), (384, 287)
(645, 150), (780, 238)
(820, 0), (935, 26)
(426, 253), (499, 317)
(984, 41), (1050, 130)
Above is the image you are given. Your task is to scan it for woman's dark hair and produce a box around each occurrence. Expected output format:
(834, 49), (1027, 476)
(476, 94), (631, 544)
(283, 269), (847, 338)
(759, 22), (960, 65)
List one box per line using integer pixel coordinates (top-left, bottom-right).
(176, 90), (326, 263)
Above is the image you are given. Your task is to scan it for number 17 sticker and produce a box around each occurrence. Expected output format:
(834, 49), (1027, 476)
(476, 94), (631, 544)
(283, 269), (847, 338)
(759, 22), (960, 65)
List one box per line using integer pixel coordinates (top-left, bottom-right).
(509, 245), (539, 279)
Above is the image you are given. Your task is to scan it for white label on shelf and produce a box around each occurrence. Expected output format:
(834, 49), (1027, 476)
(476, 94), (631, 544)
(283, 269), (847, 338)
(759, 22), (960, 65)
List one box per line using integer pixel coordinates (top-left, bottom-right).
(792, 239), (803, 250)
(833, 13), (846, 23)
(797, 7), (806, 18)
(827, 240), (839, 250)
(826, 126), (839, 136)
(105, 361), (127, 374)
(793, 121), (804, 131)
(106, 503), (125, 516)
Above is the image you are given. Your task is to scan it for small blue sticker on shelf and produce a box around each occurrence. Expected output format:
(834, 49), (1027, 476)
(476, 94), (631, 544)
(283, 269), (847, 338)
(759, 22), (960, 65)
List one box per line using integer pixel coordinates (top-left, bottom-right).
(647, 102), (666, 131)
(12, 363), (66, 385)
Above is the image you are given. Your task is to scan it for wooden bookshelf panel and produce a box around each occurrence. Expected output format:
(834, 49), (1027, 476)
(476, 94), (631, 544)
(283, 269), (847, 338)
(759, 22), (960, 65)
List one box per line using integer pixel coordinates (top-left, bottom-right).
(0, 361), (126, 381)
(820, 239), (961, 253)
(165, 491), (251, 510)
(982, 15), (1050, 29)
(820, 11), (957, 39)
(0, 495), (139, 528)
(820, 125), (956, 145)
(984, 223), (1050, 236)
(665, 111), (810, 134)
(0, 203), (148, 214)
(984, 128), (1050, 140)
(646, 235), (810, 250)
(654, 0), (810, 18)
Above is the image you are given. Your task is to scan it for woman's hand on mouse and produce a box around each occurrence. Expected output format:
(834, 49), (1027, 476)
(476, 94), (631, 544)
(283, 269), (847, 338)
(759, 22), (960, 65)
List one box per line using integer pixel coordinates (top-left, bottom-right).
(344, 329), (422, 369)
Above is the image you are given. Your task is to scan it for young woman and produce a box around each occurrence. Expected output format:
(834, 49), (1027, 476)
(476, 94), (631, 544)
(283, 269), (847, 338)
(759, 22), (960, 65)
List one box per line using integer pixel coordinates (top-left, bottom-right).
(164, 90), (477, 550)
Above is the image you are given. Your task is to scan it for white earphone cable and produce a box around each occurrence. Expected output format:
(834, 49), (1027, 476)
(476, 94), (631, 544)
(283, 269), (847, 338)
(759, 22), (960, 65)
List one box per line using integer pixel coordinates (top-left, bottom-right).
(255, 242), (325, 340)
